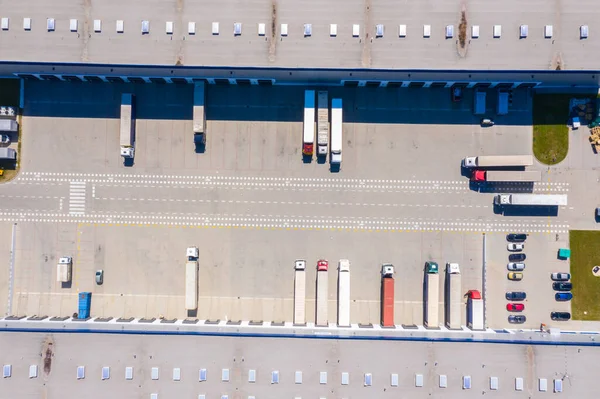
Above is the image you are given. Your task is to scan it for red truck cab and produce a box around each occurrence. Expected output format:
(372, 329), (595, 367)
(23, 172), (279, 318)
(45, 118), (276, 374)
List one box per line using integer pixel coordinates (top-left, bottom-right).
(317, 259), (328, 271)
(471, 170), (486, 182)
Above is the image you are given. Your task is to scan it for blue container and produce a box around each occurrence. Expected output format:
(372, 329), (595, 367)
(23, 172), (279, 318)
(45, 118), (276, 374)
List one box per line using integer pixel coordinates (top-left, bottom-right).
(78, 292), (91, 319)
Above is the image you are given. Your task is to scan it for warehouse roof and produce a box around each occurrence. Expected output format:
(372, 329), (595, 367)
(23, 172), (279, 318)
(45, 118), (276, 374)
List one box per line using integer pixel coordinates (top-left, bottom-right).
(0, 0), (599, 71)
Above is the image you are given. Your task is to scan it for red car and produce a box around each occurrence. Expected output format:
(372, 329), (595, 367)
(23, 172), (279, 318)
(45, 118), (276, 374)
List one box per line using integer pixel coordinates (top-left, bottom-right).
(317, 259), (328, 272)
(506, 303), (525, 312)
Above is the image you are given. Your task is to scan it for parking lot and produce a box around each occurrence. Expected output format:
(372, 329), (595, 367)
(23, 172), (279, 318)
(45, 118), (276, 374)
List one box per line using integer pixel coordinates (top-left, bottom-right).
(0, 81), (575, 328)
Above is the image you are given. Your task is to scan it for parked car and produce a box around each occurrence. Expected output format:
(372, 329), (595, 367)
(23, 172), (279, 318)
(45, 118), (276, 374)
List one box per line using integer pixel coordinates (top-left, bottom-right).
(551, 312), (571, 321)
(555, 292), (573, 301)
(95, 270), (104, 285)
(553, 282), (572, 291)
(506, 291), (527, 301)
(507, 263), (525, 271)
(509, 253), (526, 262)
(508, 272), (523, 281)
(317, 259), (328, 271)
(506, 303), (525, 312)
(506, 234), (527, 242)
(508, 315), (526, 324)
(0, 135), (9, 144)
(551, 272), (571, 281)
(507, 243), (525, 252)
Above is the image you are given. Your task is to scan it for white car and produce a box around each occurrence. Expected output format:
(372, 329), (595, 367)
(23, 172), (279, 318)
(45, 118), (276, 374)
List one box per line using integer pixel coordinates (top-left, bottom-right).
(507, 243), (524, 252)
(551, 272), (570, 281)
(507, 263), (525, 271)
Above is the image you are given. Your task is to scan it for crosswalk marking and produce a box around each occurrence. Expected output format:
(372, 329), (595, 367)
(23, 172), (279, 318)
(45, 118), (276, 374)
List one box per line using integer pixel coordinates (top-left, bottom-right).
(69, 181), (86, 215)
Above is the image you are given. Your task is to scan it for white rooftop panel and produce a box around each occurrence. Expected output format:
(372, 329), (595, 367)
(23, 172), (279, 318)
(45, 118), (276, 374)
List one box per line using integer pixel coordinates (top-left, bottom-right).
(212, 22), (219, 35)
(281, 23), (288, 36)
(77, 366), (85, 380)
(23, 18), (31, 31)
(320, 371), (327, 384)
(29, 365), (38, 379)
(439, 374), (447, 388)
(198, 396), (206, 399)
(493, 25), (502, 38)
(580, 25), (589, 39)
(222, 368), (230, 382)
(515, 377), (524, 391)
(173, 368), (181, 381)
(463, 375), (471, 389)
(69, 19), (78, 32)
(539, 378), (548, 391)
(271, 370), (279, 384)
(376, 24), (384, 37)
(125, 367), (133, 380)
(101, 366), (110, 380)
(304, 24), (312, 37)
(545, 25), (553, 38)
(166, 21), (174, 34)
(258, 23), (265, 36)
(520, 25), (528, 38)
(188, 22), (196, 35)
(490, 376), (499, 390)
(399, 24), (406, 37)
(391, 373), (398, 387)
(199, 368), (207, 382)
(94, 19), (101, 33)
(248, 369), (256, 382)
(151, 367), (159, 380)
(295, 371), (302, 384)
(234, 22), (242, 36)
(116, 20), (124, 33)
(415, 374), (424, 387)
(330, 24), (337, 37)
(472, 25), (479, 38)
(47, 18), (55, 31)
(446, 25), (454, 38)
(2, 365), (11, 378)
(141, 20), (149, 34)
(341, 372), (349, 385)
(1, 18), (8, 31)
(364, 373), (372, 386)
(554, 379), (563, 393)
(150, 394), (158, 399)
(352, 24), (359, 37)
(423, 24), (431, 37)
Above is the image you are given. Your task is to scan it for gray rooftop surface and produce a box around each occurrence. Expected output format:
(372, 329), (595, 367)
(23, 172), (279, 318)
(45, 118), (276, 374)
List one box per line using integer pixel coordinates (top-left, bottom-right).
(0, 0), (599, 71)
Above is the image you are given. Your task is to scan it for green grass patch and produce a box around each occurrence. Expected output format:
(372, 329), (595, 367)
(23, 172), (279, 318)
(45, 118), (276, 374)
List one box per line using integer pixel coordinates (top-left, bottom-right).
(570, 230), (600, 320)
(0, 78), (20, 107)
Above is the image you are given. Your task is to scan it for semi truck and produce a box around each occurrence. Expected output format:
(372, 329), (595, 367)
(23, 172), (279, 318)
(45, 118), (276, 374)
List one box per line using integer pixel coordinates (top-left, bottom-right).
(445, 263), (462, 329)
(494, 194), (568, 206)
(56, 257), (72, 283)
(317, 91), (329, 156)
(185, 261), (198, 310)
(77, 292), (91, 319)
(466, 290), (484, 330)
(330, 98), (343, 164)
(193, 81), (206, 147)
(0, 119), (18, 132)
(316, 259), (328, 326)
(474, 91), (486, 115)
(471, 170), (542, 182)
(119, 93), (135, 159)
(462, 155), (533, 168)
(424, 261), (439, 328)
(497, 91), (509, 115)
(337, 259), (350, 327)
(294, 259), (306, 325)
(381, 264), (395, 327)
(302, 90), (316, 156)
(0, 148), (16, 160)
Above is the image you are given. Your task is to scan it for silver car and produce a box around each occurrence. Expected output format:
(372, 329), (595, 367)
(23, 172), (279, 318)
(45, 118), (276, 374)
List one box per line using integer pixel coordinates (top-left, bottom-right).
(507, 263), (525, 271)
(507, 243), (524, 252)
(95, 270), (104, 285)
(551, 272), (570, 281)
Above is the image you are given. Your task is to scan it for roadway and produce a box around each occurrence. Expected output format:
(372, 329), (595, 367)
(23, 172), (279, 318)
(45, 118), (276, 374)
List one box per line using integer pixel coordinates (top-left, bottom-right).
(0, 81), (587, 330)
(0, 0), (599, 70)
(0, 330), (595, 398)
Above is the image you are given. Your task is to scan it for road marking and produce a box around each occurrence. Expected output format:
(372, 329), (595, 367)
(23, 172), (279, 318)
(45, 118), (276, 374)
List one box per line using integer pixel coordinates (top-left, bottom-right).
(69, 181), (86, 215)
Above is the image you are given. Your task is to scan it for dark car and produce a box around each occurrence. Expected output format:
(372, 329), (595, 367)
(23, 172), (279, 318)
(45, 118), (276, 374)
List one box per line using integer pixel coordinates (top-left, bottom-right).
(509, 253), (526, 262)
(551, 312), (571, 321)
(553, 282), (573, 291)
(506, 234), (527, 242)
(508, 315), (526, 324)
(555, 292), (573, 301)
(506, 291), (527, 301)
